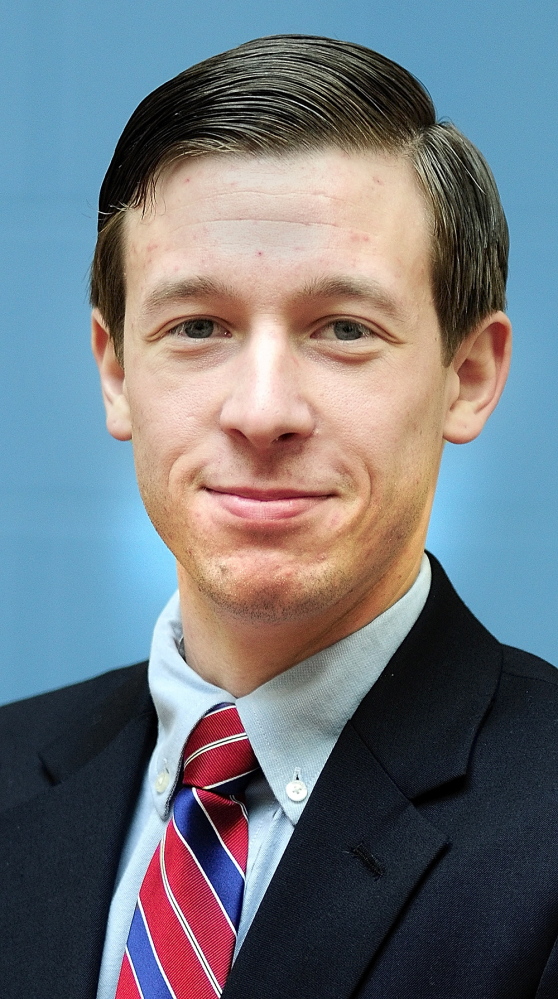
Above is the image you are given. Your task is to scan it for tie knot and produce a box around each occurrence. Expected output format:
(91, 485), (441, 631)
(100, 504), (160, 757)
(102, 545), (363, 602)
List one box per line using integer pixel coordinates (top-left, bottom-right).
(182, 703), (259, 796)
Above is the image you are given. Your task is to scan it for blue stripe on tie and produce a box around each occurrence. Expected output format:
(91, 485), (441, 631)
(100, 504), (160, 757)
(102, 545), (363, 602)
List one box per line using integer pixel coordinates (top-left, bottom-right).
(127, 905), (174, 999)
(173, 787), (245, 928)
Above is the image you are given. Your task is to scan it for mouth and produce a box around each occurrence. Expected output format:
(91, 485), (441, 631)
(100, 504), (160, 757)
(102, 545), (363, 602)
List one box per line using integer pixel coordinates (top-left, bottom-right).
(203, 486), (333, 522)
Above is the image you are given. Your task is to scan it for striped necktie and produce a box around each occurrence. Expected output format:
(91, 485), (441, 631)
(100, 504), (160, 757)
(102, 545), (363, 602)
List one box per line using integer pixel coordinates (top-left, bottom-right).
(116, 703), (260, 999)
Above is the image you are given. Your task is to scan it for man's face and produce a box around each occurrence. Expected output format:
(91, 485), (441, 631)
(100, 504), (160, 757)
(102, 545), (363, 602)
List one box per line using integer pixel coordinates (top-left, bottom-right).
(99, 149), (463, 632)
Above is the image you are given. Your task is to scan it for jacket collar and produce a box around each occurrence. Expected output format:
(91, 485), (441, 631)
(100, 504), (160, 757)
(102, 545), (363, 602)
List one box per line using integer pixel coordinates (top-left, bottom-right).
(351, 553), (502, 798)
(39, 659), (154, 783)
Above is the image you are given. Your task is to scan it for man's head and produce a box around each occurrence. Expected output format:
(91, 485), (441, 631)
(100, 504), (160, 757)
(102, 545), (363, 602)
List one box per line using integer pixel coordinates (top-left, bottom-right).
(91, 34), (508, 367)
(91, 37), (511, 686)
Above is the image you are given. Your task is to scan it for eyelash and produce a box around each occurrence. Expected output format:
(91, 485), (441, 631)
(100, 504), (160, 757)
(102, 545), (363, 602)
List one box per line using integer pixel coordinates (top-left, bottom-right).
(166, 317), (379, 343)
(169, 319), (229, 340)
(321, 320), (376, 341)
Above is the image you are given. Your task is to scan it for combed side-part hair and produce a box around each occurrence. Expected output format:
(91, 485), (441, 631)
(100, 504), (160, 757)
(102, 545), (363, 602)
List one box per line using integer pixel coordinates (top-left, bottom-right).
(90, 34), (508, 363)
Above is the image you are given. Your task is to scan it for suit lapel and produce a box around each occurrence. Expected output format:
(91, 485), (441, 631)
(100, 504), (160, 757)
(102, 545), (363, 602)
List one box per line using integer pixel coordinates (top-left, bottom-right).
(225, 558), (503, 999)
(0, 663), (156, 999)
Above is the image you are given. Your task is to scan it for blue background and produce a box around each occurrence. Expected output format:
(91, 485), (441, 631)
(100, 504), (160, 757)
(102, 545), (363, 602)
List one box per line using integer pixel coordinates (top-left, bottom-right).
(1, 0), (556, 705)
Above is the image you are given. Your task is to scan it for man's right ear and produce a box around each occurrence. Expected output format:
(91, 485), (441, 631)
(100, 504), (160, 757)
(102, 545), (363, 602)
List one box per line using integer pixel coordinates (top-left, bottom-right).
(91, 309), (132, 442)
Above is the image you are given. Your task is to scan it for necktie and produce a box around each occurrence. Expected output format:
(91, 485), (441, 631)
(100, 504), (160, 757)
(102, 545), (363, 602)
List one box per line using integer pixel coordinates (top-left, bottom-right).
(116, 703), (259, 999)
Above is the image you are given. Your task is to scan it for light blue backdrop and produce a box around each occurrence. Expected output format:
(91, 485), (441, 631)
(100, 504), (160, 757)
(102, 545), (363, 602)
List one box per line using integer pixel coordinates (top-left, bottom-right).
(1, 0), (556, 704)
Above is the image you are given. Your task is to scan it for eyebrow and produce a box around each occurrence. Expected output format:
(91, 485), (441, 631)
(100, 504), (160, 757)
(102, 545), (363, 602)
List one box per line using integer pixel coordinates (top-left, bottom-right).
(139, 274), (403, 323)
(295, 276), (403, 321)
(139, 278), (237, 322)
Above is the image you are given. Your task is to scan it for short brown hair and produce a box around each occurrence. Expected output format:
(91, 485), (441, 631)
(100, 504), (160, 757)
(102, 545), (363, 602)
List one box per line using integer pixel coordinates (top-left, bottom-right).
(90, 35), (508, 364)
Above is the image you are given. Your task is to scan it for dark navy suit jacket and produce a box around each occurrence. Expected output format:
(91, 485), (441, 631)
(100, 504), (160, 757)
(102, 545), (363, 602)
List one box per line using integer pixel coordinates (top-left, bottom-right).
(2, 556), (558, 998)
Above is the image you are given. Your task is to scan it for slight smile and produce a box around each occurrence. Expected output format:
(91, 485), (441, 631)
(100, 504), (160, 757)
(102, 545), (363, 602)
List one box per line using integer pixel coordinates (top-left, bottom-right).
(204, 487), (333, 522)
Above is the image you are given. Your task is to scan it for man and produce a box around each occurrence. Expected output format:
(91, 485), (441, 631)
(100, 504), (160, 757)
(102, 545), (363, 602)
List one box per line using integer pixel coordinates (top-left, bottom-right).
(2, 33), (558, 999)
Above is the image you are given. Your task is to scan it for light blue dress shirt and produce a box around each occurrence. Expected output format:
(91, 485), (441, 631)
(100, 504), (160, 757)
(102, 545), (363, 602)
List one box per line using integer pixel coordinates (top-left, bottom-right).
(96, 554), (431, 999)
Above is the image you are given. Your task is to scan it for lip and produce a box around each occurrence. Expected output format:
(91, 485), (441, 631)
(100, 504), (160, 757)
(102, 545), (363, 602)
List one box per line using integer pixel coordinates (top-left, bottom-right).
(204, 486), (332, 522)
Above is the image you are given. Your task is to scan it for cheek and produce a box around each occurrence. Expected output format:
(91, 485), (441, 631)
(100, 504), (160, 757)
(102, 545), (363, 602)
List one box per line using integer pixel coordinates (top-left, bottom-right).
(346, 380), (446, 482)
(127, 388), (196, 485)
(127, 363), (205, 440)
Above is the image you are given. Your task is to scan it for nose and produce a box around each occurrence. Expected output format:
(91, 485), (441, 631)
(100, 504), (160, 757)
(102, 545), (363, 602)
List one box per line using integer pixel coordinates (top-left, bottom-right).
(219, 328), (316, 451)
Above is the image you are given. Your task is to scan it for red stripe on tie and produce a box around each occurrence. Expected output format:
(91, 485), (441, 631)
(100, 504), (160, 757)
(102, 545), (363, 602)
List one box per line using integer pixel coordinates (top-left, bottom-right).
(184, 739), (256, 789)
(196, 789), (249, 871)
(117, 951), (143, 999)
(140, 845), (222, 997)
(184, 707), (245, 758)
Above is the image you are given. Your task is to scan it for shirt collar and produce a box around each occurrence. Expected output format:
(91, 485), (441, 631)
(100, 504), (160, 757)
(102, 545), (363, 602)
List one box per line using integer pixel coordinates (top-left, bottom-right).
(147, 554), (431, 823)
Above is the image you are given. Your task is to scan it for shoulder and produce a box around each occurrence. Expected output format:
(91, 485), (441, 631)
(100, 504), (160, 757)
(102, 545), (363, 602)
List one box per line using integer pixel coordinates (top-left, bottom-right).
(501, 643), (558, 685)
(494, 643), (558, 724)
(0, 661), (149, 752)
(487, 644), (558, 754)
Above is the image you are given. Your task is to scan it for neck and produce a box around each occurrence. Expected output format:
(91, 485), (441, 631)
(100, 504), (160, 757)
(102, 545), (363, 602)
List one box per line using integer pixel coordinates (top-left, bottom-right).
(177, 553), (424, 697)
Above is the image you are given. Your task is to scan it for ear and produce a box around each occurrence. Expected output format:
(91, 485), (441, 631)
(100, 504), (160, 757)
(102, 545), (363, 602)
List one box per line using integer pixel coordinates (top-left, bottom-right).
(443, 311), (512, 445)
(91, 309), (132, 441)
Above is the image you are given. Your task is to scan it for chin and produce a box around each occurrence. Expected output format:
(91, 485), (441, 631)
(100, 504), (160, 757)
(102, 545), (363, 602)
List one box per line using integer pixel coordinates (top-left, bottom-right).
(190, 557), (348, 625)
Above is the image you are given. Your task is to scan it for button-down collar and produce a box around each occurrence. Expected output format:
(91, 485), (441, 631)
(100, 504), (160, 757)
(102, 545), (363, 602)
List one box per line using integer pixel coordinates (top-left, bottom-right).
(148, 555), (431, 823)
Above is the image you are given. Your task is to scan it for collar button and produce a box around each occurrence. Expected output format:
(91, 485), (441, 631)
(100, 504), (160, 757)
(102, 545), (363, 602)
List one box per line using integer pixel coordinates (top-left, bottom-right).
(286, 778), (308, 802)
(155, 768), (170, 793)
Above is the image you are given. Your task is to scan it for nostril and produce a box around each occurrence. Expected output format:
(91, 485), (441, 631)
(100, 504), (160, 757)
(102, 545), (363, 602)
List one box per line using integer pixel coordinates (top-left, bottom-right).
(272, 432), (296, 443)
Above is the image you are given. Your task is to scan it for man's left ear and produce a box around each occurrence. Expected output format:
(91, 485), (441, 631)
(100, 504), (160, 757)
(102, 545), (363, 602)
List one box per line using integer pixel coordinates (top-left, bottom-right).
(443, 311), (512, 445)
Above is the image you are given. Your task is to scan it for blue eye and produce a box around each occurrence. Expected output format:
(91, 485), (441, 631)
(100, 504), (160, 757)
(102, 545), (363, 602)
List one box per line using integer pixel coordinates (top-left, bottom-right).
(333, 320), (366, 340)
(180, 319), (215, 339)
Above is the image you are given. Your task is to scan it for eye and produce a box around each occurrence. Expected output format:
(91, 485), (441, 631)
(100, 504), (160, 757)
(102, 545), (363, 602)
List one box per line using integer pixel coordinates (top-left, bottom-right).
(319, 320), (376, 341)
(170, 318), (227, 339)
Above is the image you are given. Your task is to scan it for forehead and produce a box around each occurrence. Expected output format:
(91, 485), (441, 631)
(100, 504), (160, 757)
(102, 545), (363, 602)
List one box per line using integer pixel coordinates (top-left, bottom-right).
(122, 149), (433, 308)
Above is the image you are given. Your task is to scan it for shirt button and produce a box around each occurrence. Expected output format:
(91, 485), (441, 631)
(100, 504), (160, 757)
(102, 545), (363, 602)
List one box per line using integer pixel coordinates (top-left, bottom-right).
(155, 769), (170, 793)
(286, 778), (308, 802)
